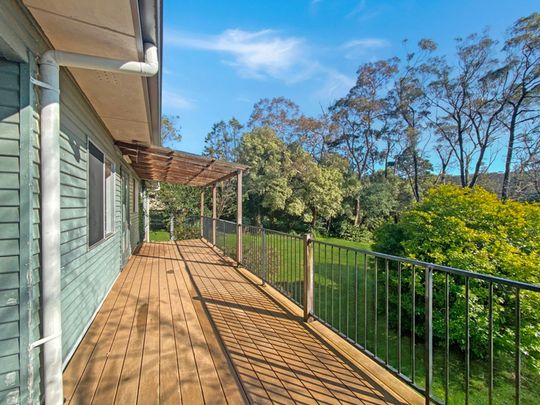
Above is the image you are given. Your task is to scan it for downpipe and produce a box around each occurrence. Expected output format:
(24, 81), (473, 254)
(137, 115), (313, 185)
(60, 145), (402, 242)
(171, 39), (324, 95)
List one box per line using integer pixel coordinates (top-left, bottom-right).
(38, 44), (158, 405)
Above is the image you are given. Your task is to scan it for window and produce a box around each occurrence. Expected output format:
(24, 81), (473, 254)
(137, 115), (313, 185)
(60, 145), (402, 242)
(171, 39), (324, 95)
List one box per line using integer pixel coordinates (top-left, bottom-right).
(105, 159), (115, 235)
(132, 178), (138, 212)
(88, 142), (115, 247)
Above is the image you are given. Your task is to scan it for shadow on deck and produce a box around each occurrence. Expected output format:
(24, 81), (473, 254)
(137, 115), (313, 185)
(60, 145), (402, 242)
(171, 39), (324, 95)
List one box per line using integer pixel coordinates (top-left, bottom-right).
(63, 240), (418, 404)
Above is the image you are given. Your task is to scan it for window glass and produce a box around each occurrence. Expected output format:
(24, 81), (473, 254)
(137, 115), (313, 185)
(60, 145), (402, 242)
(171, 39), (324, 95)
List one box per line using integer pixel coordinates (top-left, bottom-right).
(105, 159), (115, 235)
(89, 142), (104, 246)
(132, 178), (138, 212)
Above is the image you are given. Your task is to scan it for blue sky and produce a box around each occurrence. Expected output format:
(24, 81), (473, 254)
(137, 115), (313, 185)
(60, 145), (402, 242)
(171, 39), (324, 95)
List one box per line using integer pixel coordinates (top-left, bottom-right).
(162, 0), (538, 155)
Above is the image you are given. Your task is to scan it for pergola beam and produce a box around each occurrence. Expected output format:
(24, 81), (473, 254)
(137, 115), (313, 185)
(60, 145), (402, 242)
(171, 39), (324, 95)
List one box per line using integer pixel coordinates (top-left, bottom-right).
(115, 141), (247, 188)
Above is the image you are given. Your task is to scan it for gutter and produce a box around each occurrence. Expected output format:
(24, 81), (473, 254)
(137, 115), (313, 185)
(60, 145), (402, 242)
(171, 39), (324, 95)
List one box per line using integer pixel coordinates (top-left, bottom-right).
(36, 44), (158, 405)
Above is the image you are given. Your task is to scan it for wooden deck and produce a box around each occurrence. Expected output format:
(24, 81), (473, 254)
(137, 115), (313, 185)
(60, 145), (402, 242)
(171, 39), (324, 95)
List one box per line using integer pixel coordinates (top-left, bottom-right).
(63, 240), (413, 404)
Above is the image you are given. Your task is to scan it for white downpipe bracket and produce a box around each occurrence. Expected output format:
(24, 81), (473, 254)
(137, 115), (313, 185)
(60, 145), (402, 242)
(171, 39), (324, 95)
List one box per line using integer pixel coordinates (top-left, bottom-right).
(39, 43), (158, 405)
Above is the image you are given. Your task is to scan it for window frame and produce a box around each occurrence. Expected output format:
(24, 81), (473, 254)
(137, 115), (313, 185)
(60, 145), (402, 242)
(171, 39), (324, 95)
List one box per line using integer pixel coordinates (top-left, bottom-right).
(104, 157), (115, 237)
(88, 141), (116, 249)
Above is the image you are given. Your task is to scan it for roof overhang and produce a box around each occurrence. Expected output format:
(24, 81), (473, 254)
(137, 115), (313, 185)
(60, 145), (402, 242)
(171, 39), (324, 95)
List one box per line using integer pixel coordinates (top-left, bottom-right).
(22, 0), (162, 145)
(116, 141), (248, 187)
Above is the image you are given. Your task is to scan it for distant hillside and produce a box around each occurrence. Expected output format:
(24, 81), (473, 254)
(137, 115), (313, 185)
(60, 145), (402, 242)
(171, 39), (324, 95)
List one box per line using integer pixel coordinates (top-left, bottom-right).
(444, 172), (539, 201)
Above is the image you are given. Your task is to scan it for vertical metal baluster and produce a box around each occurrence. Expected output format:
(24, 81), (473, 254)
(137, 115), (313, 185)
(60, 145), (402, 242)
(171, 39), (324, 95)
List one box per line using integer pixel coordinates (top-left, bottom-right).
(465, 277), (470, 405)
(424, 267), (433, 405)
(346, 249), (350, 337)
(331, 246), (335, 327)
(398, 262), (402, 374)
(317, 242), (321, 316)
(374, 258), (378, 357)
(515, 288), (521, 405)
(445, 273), (449, 405)
(412, 265), (416, 384)
(488, 282), (493, 405)
(355, 251), (359, 344)
(364, 253), (368, 348)
(325, 244), (328, 321)
(339, 247), (342, 332)
(385, 259), (389, 364)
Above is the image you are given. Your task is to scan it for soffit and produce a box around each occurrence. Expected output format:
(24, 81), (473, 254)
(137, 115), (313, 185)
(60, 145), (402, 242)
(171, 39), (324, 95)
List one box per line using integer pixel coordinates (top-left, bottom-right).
(23, 0), (152, 144)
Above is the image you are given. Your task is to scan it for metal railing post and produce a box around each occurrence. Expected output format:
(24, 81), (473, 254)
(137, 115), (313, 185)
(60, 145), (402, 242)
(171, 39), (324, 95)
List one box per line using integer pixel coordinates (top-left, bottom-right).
(261, 228), (267, 283)
(303, 233), (314, 322)
(424, 267), (433, 404)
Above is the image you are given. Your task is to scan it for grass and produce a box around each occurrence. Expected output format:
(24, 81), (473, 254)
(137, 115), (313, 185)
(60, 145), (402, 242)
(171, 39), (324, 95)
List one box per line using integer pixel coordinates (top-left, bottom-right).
(149, 230), (170, 242)
(210, 228), (539, 404)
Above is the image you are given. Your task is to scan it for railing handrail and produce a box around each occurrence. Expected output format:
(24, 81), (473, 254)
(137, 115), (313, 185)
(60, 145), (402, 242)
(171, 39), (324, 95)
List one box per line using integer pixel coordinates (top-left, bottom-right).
(207, 215), (540, 293)
(311, 239), (540, 293)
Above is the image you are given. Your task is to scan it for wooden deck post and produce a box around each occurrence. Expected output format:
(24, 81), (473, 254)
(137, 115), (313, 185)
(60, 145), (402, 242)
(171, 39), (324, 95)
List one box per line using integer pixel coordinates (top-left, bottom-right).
(169, 213), (175, 241)
(200, 190), (205, 238)
(143, 185), (150, 242)
(303, 233), (314, 322)
(236, 170), (243, 263)
(212, 183), (217, 245)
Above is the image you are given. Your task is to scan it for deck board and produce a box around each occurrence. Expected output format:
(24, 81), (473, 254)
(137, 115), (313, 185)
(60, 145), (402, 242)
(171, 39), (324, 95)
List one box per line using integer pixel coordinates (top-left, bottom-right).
(63, 240), (411, 404)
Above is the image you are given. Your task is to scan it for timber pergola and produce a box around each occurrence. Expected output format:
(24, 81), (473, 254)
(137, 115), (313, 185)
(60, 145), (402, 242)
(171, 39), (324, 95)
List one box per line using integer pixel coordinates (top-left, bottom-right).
(116, 141), (247, 262)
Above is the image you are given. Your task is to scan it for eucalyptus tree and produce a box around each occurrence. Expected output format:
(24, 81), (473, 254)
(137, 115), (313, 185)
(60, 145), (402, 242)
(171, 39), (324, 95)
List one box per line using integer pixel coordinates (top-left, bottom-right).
(161, 114), (182, 147)
(388, 39), (436, 201)
(497, 13), (540, 199)
(428, 33), (501, 188)
(247, 97), (302, 143)
(329, 59), (398, 224)
(203, 117), (243, 218)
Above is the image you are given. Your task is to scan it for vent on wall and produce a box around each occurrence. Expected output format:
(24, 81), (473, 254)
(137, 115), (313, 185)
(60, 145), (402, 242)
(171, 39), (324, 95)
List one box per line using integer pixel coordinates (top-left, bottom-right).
(95, 70), (119, 86)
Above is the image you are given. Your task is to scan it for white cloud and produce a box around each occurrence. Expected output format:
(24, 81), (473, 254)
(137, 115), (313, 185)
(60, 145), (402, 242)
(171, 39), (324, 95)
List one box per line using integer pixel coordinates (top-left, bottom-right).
(314, 67), (355, 102)
(166, 29), (306, 80)
(341, 38), (390, 59)
(162, 90), (194, 110)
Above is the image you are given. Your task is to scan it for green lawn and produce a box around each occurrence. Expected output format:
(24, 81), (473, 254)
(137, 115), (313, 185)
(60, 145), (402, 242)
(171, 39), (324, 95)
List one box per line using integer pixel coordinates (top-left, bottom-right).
(210, 228), (538, 404)
(149, 230), (170, 242)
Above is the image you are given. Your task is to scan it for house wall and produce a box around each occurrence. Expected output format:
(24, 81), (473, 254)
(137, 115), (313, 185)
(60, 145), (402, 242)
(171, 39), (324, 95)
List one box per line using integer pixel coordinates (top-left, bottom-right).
(0, 1), (144, 403)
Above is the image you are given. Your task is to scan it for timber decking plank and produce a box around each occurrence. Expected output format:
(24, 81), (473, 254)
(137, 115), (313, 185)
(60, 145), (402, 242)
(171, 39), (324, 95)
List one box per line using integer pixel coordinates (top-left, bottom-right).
(63, 253), (137, 403)
(170, 244), (227, 404)
(166, 247), (205, 404)
(64, 240), (412, 405)
(170, 242), (247, 405)
(113, 244), (152, 404)
(138, 243), (161, 405)
(90, 243), (147, 404)
(158, 243), (182, 405)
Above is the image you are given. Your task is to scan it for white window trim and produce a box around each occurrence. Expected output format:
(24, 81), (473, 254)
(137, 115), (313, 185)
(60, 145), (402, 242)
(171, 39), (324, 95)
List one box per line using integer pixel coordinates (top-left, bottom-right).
(105, 157), (115, 237)
(88, 141), (116, 249)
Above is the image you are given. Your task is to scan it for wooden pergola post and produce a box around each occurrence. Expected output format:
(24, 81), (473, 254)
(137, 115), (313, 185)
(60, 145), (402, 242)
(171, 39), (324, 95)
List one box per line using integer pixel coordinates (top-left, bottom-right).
(212, 183), (217, 245)
(200, 190), (204, 238)
(143, 185), (150, 242)
(236, 170), (243, 263)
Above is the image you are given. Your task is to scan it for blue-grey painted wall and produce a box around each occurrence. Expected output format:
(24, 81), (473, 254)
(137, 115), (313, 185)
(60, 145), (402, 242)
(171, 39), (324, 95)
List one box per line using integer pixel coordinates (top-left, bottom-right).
(0, 1), (144, 403)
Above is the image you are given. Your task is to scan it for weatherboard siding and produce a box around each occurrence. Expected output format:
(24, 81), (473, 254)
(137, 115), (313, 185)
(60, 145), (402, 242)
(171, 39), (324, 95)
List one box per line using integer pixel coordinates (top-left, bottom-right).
(0, 59), (22, 405)
(1, 2), (144, 403)
(57, 72), (141, 361)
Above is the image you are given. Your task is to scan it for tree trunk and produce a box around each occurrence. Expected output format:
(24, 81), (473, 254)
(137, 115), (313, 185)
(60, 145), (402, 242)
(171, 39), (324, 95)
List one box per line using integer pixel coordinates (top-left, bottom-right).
(502, 112), (518, 200)
(412, 151), (421, 202)
(353, 197), (360, 226)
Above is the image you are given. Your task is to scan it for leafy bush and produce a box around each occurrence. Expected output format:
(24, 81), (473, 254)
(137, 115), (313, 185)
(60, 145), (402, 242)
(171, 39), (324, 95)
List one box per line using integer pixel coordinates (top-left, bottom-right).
(374, 184), (540, 368)
(338, 222), (373, 244)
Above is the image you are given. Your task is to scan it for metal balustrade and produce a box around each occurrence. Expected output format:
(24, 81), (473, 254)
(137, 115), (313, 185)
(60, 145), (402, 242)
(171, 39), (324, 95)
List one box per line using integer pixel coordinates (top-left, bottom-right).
(200, 217), (540, 405)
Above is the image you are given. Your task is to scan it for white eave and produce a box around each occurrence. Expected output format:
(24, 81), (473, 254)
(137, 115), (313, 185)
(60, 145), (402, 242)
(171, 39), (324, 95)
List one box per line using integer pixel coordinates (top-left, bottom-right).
(22, 0), (162, 145)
